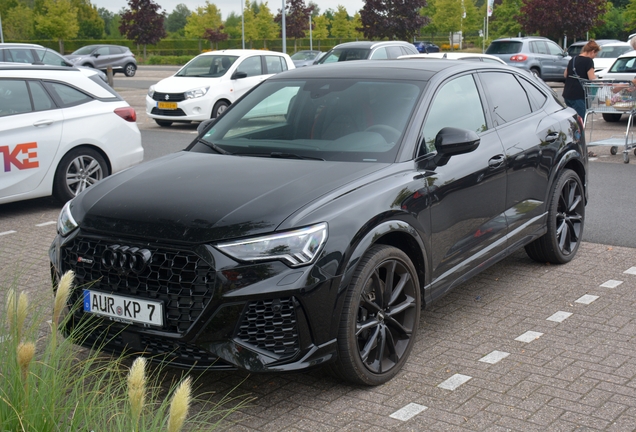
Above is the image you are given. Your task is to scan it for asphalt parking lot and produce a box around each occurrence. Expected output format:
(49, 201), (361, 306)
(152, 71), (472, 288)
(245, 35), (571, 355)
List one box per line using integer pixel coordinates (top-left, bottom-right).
(2, 66), (636, 431)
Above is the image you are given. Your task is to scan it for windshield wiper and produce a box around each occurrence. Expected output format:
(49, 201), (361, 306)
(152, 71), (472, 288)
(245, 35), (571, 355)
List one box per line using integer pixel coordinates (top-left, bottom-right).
(270, 152), (324, 161)
(197, 138), (231, 155)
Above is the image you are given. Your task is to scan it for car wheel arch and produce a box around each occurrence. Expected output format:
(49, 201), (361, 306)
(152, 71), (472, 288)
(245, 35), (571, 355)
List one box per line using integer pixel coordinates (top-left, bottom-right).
(338, 220), (428, 300)
(549, 150), (587, 204)
(58, 144), (112, 176)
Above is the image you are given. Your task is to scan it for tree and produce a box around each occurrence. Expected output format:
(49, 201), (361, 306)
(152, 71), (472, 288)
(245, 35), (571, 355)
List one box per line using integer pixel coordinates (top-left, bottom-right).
(165, 3), (191, 36)
(359, 0), (429, 41)
(73, 0), (105, 39)
(119, 0), (166, 60)
(519, 0), (605, 41)
(35, 0), (79, 53)
(4, 4), (35, 40)
(592, 3), (625, 40)
(275, 0), (315, 52)
(350, 12), (363, 39)
(184, 1), (223, 50)
(255, 2), (279, 48)
(203, 26), (229, 49)
(488, 0), (522, 39)
(312, 13), (329, 48)
(330, 5), (351, 42)
(432, 0), (462, 45)
(243, 2), (258, 48)
(98, 7), (115, 36)
(223, 11), (243, 39)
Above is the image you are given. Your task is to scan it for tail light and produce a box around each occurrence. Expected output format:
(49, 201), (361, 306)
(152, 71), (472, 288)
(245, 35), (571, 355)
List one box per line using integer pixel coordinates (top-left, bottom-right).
(114, 107), (137, 122)
(510, 54), (528, 62)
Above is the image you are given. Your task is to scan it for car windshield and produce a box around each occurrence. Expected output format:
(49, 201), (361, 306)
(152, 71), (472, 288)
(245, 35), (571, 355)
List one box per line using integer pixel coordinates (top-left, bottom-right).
(195, 78), (424, 163)
(176, 55), (239, 77)
(317, 48), (371, 63)
(610, 56), (636, 73)
(72, 46), (97, 55)
(568, 45), (584, 57)
(598, 46), (632, 58)
(486, 41), (522, 55)
(291, 51), (318, 60)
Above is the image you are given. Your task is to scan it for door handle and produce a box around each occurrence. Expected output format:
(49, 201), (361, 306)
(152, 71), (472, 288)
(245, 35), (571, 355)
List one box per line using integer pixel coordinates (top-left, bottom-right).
(545, 132), (559, 143)
(488, 154), (505, 169)
(33, 119), (54, 127)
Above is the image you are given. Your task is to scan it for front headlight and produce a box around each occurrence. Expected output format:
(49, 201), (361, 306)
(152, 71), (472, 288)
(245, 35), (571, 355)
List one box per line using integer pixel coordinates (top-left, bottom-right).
(216, 223), (328, 267)
(57, 201), (78, 237)
(147, 85), (155, 98)
(184, 86), (209, 99)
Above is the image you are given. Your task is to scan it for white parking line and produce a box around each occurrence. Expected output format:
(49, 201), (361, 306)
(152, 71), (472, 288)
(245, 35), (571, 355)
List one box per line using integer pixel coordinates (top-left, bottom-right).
(389, 403), (428, 421)
(479, 350), (510, 364)
(36, 221), (56, 227)
(515, 331), (544, 343)
(546, 311), (573, 323)
(0, 230), (17, 236)
(600, 280), (623, 288)
(624, 267), (636, 275)
(576, 294), (599, 304)
(438, 374), (472, 390)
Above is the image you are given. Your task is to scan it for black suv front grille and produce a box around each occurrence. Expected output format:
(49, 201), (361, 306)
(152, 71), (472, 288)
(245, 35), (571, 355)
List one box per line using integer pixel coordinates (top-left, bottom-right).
(152, 92), (186, 102)
(60, 236), (216, 334)
(236, 298), (299, 357)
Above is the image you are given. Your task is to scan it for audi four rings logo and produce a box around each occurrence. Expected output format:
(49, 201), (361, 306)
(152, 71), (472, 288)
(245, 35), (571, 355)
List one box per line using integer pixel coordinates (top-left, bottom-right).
(101, 245), (151, 274)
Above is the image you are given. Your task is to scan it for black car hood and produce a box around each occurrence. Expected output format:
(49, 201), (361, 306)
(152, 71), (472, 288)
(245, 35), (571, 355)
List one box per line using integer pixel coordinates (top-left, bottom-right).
(75, 152), (385, 243)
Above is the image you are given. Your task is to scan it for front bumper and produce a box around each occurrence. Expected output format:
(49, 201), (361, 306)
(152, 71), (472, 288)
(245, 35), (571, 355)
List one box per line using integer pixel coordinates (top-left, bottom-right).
(146, 95), (213, 122)
(49, 230), (342, 372)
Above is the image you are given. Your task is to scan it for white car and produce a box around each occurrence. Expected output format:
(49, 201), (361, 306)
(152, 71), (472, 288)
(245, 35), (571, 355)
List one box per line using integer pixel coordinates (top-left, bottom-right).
(0, 64), (143, 204)
(398, 52), (507, 64)
(146, 49), (295, 127)
(593, 42), (632, 72)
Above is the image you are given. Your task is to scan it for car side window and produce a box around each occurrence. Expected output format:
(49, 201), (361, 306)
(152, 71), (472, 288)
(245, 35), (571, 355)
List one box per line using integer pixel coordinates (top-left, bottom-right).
(531, 41), (549, 55)
(264, 55), (285, 74)
(8, 49), (35, 63)
(386, 46), (403, 58)
(479, 72), (532, 126)
(95, 47), (109, 56)
(420, 74), (487, 155)
(110, 46), (124, 54)
(44, 82), (93, 107)
(236, 56), (263, 77)
(546, 41), (564, 56)
(518, 77), (547, 111)
(0, 80), (32, 116)
(37, 50), (68, 66)
(370, 48), (388, 59)
(28, 81), (55, 111)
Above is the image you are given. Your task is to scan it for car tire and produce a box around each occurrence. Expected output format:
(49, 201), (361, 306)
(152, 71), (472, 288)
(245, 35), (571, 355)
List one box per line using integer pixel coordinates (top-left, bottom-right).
(602, 113), (622, 122)
(212, 100), (229, 118)
(53, 147), (108, 203)
(530, 67), (541, 79)
(155, 120), (173, 127)
(525, 169), (585, 264)
(329, 245), (420, 386)
(124, 63), (137, 77)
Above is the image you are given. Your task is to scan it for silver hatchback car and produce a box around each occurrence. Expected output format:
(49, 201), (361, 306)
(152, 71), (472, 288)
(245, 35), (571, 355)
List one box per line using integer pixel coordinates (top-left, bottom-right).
(65, 44), (137, 77)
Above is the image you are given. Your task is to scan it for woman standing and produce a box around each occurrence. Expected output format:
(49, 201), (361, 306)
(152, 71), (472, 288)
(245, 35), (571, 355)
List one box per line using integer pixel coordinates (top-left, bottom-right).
(563, 40), (600, 120)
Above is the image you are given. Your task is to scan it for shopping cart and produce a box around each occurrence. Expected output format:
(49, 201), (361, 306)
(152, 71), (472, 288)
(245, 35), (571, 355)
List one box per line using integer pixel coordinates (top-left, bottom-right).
(582, 80), (636, 163)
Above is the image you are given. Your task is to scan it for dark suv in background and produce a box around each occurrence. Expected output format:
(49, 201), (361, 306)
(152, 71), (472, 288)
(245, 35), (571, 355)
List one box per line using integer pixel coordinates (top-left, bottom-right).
(486, 36), (570, 81)
(64, 44), (137, 77)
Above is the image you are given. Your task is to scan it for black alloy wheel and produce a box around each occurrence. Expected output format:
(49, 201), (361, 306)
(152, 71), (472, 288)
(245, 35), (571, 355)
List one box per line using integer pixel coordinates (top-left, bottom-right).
(331, 245), (420, 385)
(525, 169), (585, 264)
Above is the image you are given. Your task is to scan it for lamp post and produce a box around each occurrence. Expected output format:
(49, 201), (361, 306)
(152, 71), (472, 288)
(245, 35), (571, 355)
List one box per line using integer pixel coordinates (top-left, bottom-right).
(241, 0), (245, 49)
(282, 0), (286, 54)
(309, 15), (312, 51)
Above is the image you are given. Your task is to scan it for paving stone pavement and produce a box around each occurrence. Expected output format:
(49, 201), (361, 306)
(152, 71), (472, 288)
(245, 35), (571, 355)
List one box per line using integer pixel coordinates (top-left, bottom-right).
(2, 196), (636, 431)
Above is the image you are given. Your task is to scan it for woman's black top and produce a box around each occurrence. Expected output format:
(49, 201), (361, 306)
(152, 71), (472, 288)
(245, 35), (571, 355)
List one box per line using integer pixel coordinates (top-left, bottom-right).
(563, 55), (594, 100)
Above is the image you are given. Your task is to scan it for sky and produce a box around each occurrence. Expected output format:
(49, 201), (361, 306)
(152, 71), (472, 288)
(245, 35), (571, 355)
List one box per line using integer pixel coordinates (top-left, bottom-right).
(91, 0), (365, 20)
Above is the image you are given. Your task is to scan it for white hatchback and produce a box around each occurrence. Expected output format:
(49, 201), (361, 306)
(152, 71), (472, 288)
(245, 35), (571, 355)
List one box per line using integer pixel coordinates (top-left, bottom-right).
(0, 65), (143, 204)
(146, 49), (295, 127)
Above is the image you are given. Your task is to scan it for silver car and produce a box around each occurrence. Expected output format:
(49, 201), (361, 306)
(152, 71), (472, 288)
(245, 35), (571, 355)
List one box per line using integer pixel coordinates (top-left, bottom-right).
(65, 44), (137, 77)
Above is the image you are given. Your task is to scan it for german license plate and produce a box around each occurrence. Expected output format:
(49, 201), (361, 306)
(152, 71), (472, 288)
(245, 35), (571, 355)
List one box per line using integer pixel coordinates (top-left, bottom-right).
(157, 101), (178, 109)
(83, 290), (163, 327)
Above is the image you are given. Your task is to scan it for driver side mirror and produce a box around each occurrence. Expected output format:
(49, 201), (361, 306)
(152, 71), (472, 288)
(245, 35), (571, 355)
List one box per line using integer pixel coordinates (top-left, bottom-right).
(197, 118), (216, 135)
(432, 127), (480, 166)
(231, 71), (248, 80)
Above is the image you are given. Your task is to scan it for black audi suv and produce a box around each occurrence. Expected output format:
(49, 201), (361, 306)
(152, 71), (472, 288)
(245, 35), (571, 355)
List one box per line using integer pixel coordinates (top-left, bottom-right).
(50, 59), (588, 385)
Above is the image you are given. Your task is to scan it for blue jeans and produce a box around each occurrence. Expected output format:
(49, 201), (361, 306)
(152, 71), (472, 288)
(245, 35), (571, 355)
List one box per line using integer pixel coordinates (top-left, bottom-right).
(564, 98), (586, 120)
